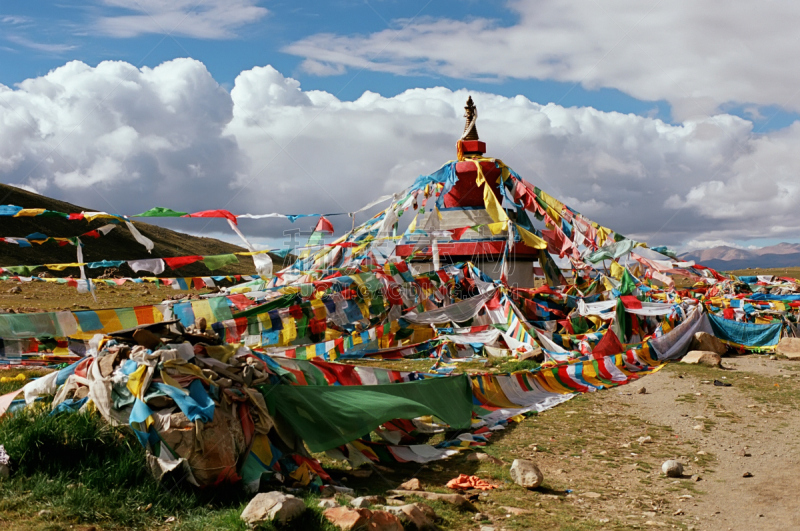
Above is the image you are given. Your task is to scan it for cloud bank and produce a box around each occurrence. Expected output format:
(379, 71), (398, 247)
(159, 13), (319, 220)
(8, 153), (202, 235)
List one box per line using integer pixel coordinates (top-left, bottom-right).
(0, 58), (798, 249)
(285, 0), (800, 120)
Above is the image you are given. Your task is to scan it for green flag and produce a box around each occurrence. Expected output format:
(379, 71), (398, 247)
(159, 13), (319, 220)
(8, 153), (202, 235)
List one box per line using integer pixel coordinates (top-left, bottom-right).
(134, 207), (188, 217)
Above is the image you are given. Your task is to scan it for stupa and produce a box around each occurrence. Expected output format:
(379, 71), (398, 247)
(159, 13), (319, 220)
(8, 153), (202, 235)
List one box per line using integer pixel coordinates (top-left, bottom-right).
(395, 96), (540, 287)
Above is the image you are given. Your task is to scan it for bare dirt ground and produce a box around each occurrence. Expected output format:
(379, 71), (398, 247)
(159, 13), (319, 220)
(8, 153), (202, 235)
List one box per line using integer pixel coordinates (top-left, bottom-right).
(611, 357), (800, 531)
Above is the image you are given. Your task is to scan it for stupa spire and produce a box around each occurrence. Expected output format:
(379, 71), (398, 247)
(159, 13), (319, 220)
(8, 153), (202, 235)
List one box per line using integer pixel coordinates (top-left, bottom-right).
(461, 96), (479, 141)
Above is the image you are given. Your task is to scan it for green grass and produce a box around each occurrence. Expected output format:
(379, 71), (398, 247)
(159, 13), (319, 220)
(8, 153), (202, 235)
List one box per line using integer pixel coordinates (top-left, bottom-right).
(0, 406), (346, 530)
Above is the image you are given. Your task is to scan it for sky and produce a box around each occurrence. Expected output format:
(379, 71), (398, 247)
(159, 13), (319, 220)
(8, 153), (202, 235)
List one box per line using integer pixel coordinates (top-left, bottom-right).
(2, 0), (800, 253)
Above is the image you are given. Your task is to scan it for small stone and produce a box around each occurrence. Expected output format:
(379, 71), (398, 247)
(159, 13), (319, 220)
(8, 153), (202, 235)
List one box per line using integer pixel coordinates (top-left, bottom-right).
(738, 449), (751, 457)
(696, 451), (707, 455)
(500, 506), (532, 515)
(681, 351), (722, 367)
(743, 471), (753, 478)
(638, 387), (647, 394)
(350, 469), (373, 478)
(367, 511), (403, 531)
(7, 286), (21, 294)
(693, 424), (704, 431)
(351, 495), (386, 508)
(673, 509), (684, 516)
(386, 490), (475, 510)
(240, 492), (306, 525)
(691, 475), (702, 482)
(661, 460), (683, 478)
(637, 436), (653, 444)
(582, 492), (602, 498)
(37, 510), (52, 518)
(323, 507), (370, 531)
(474, 512), (490, 522)
(509, 459), (543, 489)
(399, 478), (422, 491)
(385, 503), (436, 529)
(318, 498), (338, 509)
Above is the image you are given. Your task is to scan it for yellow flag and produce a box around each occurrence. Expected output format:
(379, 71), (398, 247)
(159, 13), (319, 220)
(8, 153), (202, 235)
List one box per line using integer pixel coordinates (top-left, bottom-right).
(610, 261), (624, 280)
(516, 224), (547, 249)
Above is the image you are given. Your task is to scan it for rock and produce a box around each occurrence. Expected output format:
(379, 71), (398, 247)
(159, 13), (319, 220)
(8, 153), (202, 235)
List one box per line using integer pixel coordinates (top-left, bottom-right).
(368, 511), (404, 531)
(637, 436), (653, 444)
(743, 471), (753, 478)
(509, 459), (543, 489)
(37, 509), (52, 518)
(6, 286), (21, 294)
(386, 503), (436, 530)
(681, 351), (722, 367)
(319, 498), (338, 509)
(777, 337), (800, 360)
(501, 505), (533, 514)
(0, 464), (9, 478)
(240, 491), (305, 526)
(661, 460), (684, 478)
(351, 495), (385, 508)
(386, 490), (476, 511)
(638, 386), (647, 394)
(690, 332), (728, 355)
(399, 478), (422, 491)
(323, 507), (370, 530)
(473, 512), (490, 522)
(350, 469), (373, 478)
(581, 492), (602, 498)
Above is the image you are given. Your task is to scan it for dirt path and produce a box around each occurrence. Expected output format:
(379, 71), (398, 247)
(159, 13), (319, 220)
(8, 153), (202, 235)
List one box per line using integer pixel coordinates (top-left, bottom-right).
(611, 356), (800, 531)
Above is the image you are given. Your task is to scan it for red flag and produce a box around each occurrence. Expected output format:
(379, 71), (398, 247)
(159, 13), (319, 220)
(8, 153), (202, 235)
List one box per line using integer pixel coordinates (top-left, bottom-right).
(163, 256), (203, 270)
(183, 210), (238, 224)
(592, 329), (624, 358)
(314, 216), (334, 234)
(450, 227), (470, 241)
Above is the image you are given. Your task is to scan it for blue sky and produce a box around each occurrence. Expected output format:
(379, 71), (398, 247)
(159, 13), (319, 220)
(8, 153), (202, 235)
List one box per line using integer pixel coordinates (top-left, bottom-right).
(2, 1), (797, 133)
(4, 1), (800, 251)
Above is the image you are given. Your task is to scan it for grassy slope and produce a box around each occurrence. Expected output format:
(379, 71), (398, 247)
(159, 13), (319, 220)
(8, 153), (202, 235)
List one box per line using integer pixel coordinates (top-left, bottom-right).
(0, 183), (292, 277)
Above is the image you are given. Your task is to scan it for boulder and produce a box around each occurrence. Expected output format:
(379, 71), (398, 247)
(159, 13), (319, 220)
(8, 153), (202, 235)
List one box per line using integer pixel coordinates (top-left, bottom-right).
(777, 337), (800, 360)
(690, 332), (728, 355)
(680, 351), (722, 367)
(240, 491), (305, 525)
(509, 459), (543, 489)
(661, 460), (684, 478)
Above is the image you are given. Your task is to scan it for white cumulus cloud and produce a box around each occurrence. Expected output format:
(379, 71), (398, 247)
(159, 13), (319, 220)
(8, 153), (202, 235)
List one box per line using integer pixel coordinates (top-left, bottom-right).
(1, 59), (800, 250)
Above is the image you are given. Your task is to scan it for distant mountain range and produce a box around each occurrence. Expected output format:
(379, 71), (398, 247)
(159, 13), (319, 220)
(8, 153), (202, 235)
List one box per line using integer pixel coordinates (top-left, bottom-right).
(679, 243), (800, 271)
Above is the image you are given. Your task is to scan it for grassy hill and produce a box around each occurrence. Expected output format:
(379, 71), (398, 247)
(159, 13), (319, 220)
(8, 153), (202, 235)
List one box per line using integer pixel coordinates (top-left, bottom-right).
(0, 183), (289, 278)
